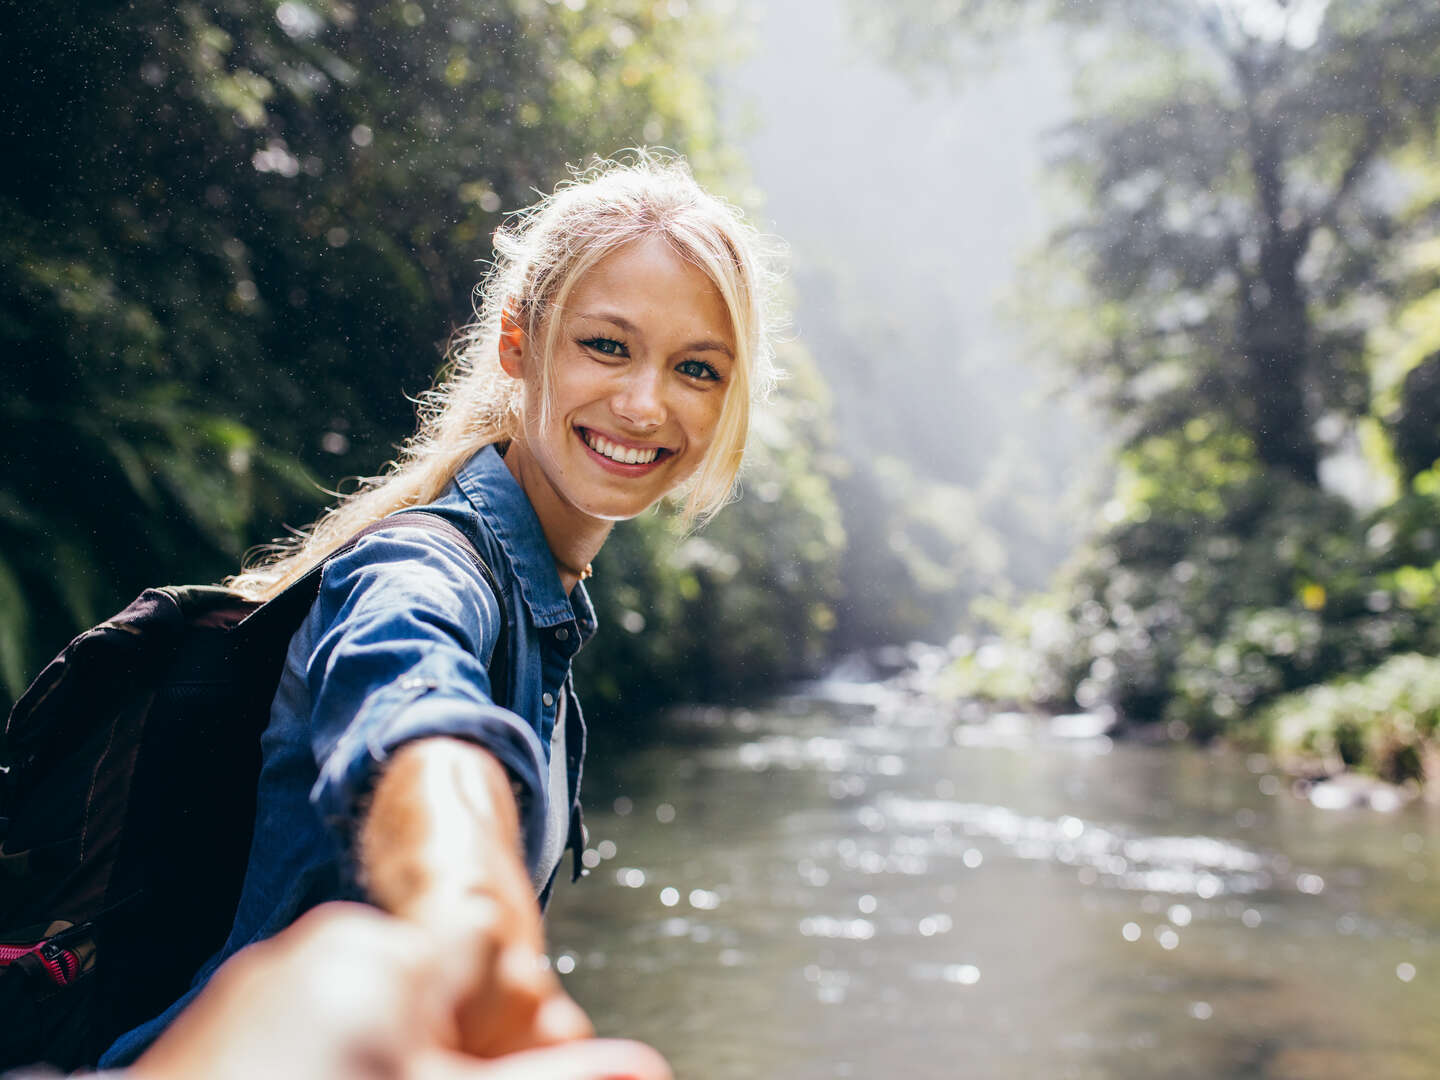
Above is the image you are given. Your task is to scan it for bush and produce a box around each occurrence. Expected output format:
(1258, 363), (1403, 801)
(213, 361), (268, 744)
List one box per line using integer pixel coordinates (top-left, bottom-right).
(1261, 654), (1440, 782)
(1021, 443), (1440, 736)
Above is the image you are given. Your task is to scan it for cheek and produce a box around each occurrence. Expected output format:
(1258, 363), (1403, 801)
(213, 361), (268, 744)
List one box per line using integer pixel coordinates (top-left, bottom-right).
(682, 393), (728, 460)
(523, 368), (574, 436)
(700, 390), (729, 439)
(544, 358), (610, 419)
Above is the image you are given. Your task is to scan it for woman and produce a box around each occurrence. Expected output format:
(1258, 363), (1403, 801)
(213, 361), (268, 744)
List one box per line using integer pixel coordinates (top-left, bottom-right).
(100, 154), (779, 1067)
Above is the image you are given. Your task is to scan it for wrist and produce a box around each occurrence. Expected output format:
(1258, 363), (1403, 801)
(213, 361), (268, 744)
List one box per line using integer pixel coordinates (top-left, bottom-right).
(360, 738), (531, 916)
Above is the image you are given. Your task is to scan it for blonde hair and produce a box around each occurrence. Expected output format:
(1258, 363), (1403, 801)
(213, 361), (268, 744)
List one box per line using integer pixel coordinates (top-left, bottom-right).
(228, 151), (780, 601)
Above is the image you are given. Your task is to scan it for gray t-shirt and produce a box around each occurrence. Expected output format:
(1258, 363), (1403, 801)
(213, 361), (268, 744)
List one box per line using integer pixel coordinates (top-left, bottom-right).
(530, 691), (570, 895)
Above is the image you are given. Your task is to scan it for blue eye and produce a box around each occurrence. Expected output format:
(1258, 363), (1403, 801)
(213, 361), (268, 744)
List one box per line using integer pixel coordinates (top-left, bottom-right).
(580, 337), (627, 357)
(677, 358), (721, 381)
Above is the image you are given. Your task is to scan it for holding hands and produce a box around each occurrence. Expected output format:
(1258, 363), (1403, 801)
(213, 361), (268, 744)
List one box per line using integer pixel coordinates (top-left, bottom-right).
(133, 902), (668, 1080)
(132, 736), (664, 1080)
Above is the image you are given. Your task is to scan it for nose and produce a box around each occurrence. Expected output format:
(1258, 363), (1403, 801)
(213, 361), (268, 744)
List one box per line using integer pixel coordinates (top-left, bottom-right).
(611, 363), (667, 431)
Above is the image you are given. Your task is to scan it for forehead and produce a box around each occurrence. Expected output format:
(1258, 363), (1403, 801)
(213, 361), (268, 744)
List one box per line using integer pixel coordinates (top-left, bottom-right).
(567, 235), (734, 346)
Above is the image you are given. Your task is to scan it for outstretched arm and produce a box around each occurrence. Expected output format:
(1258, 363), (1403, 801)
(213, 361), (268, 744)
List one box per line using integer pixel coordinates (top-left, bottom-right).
(293, 529), (581, 1055)
(361, 736), (592, 1058)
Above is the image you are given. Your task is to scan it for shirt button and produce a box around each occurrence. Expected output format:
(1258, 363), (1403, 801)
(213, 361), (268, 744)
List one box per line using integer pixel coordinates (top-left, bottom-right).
(555, 627), (570, 641)
(542, 692), (555, 708)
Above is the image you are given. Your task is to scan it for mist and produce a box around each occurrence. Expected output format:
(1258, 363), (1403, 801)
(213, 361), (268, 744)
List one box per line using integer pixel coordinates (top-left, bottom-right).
(726, 1), (1102, 624)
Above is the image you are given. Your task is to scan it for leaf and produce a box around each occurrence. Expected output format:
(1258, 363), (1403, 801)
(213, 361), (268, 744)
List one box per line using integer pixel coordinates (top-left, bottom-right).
(0, 551), (32, 701)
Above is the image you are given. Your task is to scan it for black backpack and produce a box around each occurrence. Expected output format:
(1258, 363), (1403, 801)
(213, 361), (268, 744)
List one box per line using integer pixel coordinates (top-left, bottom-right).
(0, 512), (505, 1071)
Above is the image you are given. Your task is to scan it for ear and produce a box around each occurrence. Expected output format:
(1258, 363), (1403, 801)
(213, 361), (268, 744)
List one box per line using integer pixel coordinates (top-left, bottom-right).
(497, 305), (526, 379)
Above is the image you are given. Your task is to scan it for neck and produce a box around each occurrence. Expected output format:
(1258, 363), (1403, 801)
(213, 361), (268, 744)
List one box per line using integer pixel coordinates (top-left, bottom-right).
(553, 553), (594, 592)
(503, 443), (613, 595)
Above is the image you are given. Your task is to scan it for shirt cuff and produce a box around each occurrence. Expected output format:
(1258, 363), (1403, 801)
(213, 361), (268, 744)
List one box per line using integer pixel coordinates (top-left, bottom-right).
(310, 682), (548, 882)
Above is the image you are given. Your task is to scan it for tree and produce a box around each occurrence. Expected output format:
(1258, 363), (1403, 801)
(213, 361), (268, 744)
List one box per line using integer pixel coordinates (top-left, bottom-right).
(0, 0), (845, 710)
(852, 1), (1440, 728)
(854, 0), (1440, 485)
(1371, 138), (1440, 483)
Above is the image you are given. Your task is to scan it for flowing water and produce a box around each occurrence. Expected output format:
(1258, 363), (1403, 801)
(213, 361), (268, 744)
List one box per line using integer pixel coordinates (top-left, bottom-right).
(546, 682), (1440, 1079)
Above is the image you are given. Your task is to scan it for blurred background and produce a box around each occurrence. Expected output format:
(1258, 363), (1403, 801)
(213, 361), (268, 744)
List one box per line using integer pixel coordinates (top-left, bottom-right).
(5, 1), (1440, 1076)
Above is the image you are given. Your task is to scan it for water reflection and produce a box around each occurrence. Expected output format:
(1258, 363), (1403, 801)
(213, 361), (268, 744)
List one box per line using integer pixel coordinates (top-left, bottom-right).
(876, 795), (1273, 895)
(547, 691), (1440, 1079)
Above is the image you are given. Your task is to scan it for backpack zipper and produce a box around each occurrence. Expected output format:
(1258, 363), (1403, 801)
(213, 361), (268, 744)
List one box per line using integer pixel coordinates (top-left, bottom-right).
(0, 938), (82, 986)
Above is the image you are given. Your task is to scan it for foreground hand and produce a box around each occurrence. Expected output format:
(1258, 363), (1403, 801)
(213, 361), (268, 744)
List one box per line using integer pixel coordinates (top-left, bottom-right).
(133, 903), (667, 1080)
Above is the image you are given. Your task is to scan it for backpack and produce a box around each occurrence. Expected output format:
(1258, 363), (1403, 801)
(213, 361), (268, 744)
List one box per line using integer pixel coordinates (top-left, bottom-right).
(0, 512), (506, 1071)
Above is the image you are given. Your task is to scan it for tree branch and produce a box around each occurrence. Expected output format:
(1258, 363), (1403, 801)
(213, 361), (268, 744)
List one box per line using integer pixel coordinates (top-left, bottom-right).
(1316, 115), (1386, 230)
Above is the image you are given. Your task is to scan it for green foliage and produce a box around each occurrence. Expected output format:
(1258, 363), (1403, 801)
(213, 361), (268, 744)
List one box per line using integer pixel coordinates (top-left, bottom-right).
(860, 0), (1440, 475)
(785, 264), (1084, 651)
(1262, 654), (1440, 783)
(1032, 453), (1440, 734)
(935, 637), (1038, 705)
(829, 455), (1009, 650)
(2, 1), (840, 712)
(1370, 145), (1440, 483)
(859, 1), (1440, 750)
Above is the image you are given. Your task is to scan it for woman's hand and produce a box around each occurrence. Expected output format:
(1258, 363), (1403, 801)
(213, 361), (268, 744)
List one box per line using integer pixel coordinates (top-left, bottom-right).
(132, 902), (668, 1080)
(360, 737), (592, 1057)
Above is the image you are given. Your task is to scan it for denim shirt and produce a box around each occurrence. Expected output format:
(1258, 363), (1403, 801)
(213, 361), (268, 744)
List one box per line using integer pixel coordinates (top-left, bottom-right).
(101, 444), (594, 1067)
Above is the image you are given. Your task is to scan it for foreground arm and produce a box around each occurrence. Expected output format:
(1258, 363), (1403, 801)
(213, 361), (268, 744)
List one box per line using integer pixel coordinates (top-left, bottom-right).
(360, 736), (591, 1056)
(130, 903), (667, 1080)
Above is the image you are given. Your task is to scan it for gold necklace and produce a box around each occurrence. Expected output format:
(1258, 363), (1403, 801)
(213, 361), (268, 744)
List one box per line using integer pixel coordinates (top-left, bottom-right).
(558, 560), (593, 582)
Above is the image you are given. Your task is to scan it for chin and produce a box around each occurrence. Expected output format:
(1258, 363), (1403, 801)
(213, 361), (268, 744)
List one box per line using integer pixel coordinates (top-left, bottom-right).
(573, 495), (666, 523)
(566, 461), (699, 523)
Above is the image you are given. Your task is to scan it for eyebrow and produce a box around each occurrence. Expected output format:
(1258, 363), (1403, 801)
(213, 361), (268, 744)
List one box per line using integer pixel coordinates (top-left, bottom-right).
(577, 311), (735, 360)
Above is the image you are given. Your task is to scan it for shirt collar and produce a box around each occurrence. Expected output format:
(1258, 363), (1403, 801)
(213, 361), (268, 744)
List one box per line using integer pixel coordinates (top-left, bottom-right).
(570, 577), (597, 647)
(455, 444), (595, 637)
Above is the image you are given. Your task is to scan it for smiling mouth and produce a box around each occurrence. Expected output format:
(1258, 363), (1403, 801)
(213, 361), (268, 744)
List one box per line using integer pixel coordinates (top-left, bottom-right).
(579, 427), (670, 466)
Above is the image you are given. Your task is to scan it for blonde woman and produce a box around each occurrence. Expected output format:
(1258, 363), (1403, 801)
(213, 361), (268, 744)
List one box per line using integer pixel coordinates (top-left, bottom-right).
(100, 154), (779, 1067)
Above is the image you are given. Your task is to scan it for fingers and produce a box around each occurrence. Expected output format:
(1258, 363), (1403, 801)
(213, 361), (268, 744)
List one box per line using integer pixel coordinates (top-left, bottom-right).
(533, 985), (595, 1043)
(388, 888), (598, 1058)
(415, 1039), (673, 1080)
(452, 941), (594, 1057)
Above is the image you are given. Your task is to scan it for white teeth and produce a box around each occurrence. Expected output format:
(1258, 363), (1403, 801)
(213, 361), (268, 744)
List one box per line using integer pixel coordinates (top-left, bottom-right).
(584, 431), (658, 465)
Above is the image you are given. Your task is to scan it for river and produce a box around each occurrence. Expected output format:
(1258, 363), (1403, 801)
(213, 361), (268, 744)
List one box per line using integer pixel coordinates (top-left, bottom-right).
(546, 679), (1440, 1079)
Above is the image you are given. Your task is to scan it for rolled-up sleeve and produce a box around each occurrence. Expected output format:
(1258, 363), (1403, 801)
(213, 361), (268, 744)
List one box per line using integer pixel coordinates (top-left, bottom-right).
(303, 526), (547, 868)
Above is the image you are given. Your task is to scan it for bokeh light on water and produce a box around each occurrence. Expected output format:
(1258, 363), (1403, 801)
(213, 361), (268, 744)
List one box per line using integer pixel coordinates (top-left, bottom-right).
(547, 685), (1440, 1079)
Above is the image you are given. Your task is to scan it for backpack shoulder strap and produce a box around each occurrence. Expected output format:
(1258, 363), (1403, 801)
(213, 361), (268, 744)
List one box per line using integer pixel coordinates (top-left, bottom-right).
(348, 512), (505, 617)
(243, 511), (511, 706)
